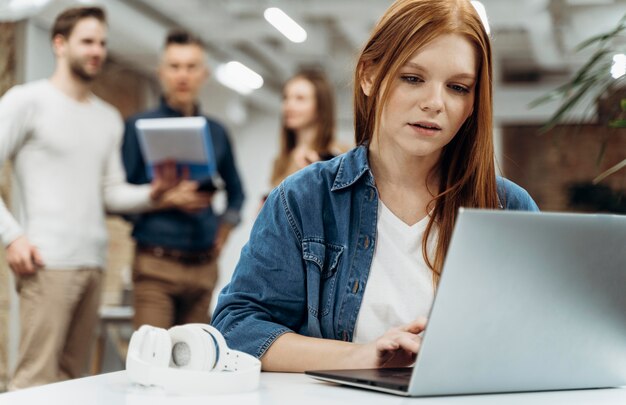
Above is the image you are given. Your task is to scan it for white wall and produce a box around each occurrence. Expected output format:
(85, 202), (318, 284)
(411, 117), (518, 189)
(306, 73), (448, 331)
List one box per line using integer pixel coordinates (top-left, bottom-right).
(211, 108), (280, 310)
(22, 20), (55, 82)
(211, 107), (279, 308)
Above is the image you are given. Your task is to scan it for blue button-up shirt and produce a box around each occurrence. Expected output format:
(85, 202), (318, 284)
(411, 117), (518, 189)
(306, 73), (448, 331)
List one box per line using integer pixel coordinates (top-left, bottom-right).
(212, 145), (538, 357)
(122, 99), (245, 251)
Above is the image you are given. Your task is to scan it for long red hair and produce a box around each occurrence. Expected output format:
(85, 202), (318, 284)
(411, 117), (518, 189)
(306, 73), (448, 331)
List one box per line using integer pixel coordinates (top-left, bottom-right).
(354, 0), (499, 284)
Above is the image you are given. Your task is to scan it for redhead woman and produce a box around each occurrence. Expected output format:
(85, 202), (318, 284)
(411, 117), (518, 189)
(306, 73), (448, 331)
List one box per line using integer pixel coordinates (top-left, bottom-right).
(213, 0), (538, 372)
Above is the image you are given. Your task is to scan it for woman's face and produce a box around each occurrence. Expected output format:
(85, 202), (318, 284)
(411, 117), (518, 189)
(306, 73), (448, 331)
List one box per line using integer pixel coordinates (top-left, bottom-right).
(363, 33), (477, 162)
(282, 77), (317, 131)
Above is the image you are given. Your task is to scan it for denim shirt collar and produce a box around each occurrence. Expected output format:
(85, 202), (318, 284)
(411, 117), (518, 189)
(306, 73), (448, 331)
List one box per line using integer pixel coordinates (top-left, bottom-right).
(331, 144), (375, 191)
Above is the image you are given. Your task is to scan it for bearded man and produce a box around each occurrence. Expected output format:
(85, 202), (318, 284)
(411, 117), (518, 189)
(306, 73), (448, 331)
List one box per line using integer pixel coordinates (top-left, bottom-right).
(0, 6), (198, 390)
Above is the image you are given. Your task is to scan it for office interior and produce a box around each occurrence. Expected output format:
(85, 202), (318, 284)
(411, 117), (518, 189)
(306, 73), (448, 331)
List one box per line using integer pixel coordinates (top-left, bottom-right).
(0, 0), (625, 390)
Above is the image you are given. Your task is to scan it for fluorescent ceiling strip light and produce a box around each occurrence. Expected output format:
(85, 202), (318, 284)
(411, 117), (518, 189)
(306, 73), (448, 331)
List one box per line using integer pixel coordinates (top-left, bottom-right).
(470, 1), (490, 35)
(0, 0), (50, 21)
(566, 0), (614, 5)
(9, 0), (50, 8)
(611, 54), (625, 79)
(215, 61), (264, 95)
(264, 7), (307, 43)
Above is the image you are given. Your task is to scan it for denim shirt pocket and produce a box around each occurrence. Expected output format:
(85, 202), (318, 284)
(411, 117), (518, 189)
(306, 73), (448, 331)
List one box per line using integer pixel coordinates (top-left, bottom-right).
(302, 239), (344, 318)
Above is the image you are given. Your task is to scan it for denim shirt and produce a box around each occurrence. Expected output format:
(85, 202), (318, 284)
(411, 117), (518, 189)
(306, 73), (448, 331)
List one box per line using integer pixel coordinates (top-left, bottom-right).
(122, 99), (245, 251)
(212, 145), (539, 358)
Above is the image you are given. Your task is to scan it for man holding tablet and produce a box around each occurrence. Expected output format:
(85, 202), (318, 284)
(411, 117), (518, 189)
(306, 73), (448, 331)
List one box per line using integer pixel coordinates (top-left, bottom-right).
(122, 30), (245, 330)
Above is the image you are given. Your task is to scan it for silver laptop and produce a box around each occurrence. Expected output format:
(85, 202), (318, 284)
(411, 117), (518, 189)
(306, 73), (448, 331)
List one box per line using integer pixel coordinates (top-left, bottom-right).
(306, 209), (626, 396)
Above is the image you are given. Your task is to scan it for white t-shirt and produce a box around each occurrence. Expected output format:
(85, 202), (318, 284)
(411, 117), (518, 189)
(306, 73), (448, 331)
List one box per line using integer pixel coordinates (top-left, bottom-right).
(0, 80), (153, 269)
(353, 200), (436, 343)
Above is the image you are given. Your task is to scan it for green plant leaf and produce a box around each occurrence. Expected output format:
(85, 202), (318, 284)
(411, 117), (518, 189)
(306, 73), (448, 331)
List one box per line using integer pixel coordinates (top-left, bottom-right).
(570, 49), (612, 83)
(593, 158), (626, 184)
(539, 84), (594, 132)
(576, 28), (624, 52)
(529, 50), (612, 109)
(537, 70), (614, 132)
(576, 13), (626, 51)
(609, 119), (626, 128)
(621, 98), (626, 112)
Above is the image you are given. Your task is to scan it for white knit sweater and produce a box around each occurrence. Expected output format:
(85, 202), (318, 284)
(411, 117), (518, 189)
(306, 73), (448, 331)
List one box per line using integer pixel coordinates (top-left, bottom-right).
(0, 80), (152, 269)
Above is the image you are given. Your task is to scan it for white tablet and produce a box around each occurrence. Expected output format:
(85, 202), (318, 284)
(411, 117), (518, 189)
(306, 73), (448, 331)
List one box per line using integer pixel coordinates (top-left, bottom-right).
(135, 116), (216, 180)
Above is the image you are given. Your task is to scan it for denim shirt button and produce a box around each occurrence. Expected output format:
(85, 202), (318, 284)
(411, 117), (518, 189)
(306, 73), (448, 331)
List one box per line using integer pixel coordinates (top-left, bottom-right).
(368, 188), (375, 201)
(363, 235), (370, 249)
(342, 330), (349, 341)
(352, 280), (359, 294)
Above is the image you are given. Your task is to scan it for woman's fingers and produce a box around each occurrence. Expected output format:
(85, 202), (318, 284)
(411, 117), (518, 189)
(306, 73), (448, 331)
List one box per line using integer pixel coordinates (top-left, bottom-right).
(402, 317), (428, 334)
(396, 333), (422, 353)
(370, 318), (429, 368)
(376, 331), (422, 354)
(376, 338), (399, 352)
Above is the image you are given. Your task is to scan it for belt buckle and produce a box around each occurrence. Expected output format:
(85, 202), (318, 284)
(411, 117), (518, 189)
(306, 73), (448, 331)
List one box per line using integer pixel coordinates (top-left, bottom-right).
(181, 256), (195, 265)
(171, 250), (183, 260)
(185, 251), (211, 265)
(153, 247), (165, 258)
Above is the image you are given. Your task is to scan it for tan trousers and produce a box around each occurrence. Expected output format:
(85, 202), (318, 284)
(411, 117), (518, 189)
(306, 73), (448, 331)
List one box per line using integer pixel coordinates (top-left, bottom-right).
(9, 267), (102, 391)
(132, 250), (218, 330)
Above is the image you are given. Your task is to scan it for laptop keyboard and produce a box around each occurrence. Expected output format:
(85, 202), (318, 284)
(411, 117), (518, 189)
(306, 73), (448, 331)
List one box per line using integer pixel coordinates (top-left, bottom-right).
(382, 368), (413, 378)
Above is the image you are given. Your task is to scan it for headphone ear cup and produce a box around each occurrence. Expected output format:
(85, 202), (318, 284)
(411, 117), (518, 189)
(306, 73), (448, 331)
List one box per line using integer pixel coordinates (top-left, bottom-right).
(168, 324), (217, 371)
(128, 325), (172, 368)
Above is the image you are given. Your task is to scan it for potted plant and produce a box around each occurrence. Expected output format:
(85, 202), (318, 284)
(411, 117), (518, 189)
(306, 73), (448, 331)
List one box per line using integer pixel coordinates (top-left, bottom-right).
(530, 13), (626, 184)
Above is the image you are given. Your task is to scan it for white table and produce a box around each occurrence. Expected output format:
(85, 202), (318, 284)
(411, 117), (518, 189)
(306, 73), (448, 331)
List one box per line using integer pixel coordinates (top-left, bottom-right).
(1, 371), (625, 405)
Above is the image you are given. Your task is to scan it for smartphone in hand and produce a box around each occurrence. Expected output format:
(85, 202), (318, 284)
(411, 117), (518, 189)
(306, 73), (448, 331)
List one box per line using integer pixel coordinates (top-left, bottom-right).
(197, 179), (218, 193)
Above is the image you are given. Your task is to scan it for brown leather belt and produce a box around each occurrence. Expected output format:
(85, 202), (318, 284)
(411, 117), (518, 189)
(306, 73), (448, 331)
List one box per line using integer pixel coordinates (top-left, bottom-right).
(137, 245), (214, 264)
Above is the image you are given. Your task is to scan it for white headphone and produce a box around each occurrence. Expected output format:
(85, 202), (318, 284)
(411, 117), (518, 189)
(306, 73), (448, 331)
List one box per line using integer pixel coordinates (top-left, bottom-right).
(126, 323), (261, 395)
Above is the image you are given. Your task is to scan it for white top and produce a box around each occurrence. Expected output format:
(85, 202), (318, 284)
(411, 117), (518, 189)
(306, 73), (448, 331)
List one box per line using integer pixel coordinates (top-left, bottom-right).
(353, 201), (436, 343)
(0, 80), (153, 269)
(0, 370), (624, 405)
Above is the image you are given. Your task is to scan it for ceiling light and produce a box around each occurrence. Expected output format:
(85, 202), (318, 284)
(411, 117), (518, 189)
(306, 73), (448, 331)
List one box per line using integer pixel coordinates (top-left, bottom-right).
(264, 7), (307, 43)
(0, 0), (50, 21)
(470, 1), (490, 35)
(611, 54), (625, 79)
(215, 61), (264, 95)
(565, 0), (614, 5)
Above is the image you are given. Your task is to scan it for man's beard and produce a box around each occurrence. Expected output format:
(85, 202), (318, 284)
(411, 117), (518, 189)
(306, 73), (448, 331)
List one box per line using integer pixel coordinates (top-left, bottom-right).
(69, 57), (101, 82)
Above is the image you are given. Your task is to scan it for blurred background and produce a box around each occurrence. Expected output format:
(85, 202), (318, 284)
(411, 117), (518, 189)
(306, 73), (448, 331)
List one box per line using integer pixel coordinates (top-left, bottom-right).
(1, 0), (625, 387)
